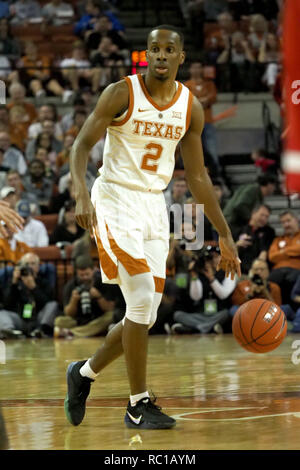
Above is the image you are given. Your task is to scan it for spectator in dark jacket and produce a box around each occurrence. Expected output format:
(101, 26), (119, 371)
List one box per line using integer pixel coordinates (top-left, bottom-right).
(223, 174), (276, 239)
(0, 252), (59, 338)
(235, 204), (275, 274)
(54, 255), (124, 337)
(50, 199), (84, 245)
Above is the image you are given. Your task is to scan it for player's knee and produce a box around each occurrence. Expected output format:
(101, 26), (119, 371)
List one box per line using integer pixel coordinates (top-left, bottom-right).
(125, 275), (155, 325)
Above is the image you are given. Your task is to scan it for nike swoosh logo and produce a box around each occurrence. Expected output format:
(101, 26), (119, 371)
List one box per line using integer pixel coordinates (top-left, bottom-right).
(127, 411), (143, 425)
(138, 108), (149, 112)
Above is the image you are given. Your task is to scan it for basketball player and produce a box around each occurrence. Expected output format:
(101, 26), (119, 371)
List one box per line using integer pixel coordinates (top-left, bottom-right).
(65, 25), (241, 430)
(0, 201), (24, 450)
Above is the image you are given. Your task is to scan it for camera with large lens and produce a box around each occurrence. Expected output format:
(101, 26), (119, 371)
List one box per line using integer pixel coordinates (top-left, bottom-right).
(193, 245), (219, 272)
(250, 273), (264, 286)
(76, 284), (92, 315)
(19, 264), (34, 277)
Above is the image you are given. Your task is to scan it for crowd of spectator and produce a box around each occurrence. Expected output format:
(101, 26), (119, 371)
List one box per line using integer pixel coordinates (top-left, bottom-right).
(0, 0), (298, 342)
(0, 0), (130, 101)
(180, 0), (282, 92)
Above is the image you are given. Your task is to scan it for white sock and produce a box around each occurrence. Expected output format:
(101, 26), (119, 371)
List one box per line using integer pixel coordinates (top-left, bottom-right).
(79, 359), (98, 379)
(130, 391), (150, 407)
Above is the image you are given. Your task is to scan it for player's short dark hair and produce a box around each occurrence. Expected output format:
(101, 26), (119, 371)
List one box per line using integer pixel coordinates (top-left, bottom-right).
(75, 255), (94, 270)
(148, 25), (184, 47)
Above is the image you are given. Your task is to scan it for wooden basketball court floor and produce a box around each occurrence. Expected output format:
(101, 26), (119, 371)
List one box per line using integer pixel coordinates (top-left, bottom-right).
(1, 333), (300, 450)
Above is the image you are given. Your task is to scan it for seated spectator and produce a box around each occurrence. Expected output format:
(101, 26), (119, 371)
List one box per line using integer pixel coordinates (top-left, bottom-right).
(85, 14), (128, 53)
(77, 0), (125, 33)
(54, 255), (121, 338)
(0, 185), (18, 209)
(34, 146), (56, 180)
(217, 31), (255, 91)
(0, 131), (27, 175)
(170, 245), (236, 334)
(17, 41), (52, 99)
(14, 199), (49, 247)
(91, 36), (125, 85)
(223, 174), (276, 239)
(8, 104), (28, 152)
(248, 14), (268, 58)
(259, 33), (280, 91)
(74, 0), (102, 37)
(60, 40), (102, 94)
(231, 258), (282, 309)
(0, 222), (31, 267)
(28, 104), (63, 141)
(49, 199), (84, 245)
(22, 159), (54, 213)
(0, 18), (21, 59)
(236, 204), (275, 274)
(65, 109), (87, 139)
(251, 148), (277, 174)
(204, 11), (235, 59)
(0, 252), (59, 338)
(42, 0), (74, 25)
(184, 61), (219, 176)
(26, 120), (63, 165)
(268, 210), (300, 304)
(7, 82), (37, 129)
(6, 169), (40, 213)
(10, 0), (42, 24)
(56, 134), (75, 171)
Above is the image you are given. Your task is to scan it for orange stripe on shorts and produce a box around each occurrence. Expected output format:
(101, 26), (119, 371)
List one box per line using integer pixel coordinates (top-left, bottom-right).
(105, 223), (151, 276)
(154, 276), (165, 293)
(94, 227), (118, 280)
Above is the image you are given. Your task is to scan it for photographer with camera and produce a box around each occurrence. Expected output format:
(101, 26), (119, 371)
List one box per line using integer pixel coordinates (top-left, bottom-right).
(54, 255), (123, 338)
(231, 258), (282, 314)
(0, 252), (59, 338)
(171, 245), (237, 334)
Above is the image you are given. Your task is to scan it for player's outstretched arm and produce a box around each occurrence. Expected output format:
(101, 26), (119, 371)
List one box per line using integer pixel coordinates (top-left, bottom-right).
(180, 97), (241, 279)
(70, 80), (129, 234)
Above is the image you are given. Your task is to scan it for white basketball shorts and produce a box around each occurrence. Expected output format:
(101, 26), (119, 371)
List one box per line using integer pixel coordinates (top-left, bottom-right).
(91, 177), (169, 294)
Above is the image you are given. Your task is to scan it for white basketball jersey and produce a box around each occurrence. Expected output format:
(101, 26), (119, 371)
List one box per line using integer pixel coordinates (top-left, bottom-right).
(99, 73), (193, 192)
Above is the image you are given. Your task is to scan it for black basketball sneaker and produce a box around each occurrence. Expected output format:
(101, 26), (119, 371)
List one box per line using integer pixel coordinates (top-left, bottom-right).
(125, 396), (176, 429)
(64, 361), (94, 426)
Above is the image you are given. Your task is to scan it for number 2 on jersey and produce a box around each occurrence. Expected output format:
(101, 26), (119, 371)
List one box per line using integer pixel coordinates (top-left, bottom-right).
(141, 143), (162, 173)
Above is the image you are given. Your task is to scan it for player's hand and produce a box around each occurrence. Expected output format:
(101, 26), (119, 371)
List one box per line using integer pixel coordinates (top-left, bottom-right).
(75, 196), (97, 237)
(0, 201), (24, 237)
(217, 234), (241, 280)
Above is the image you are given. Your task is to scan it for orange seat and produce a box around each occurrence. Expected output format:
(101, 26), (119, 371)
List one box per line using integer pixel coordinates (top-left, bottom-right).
(32, 245), (61, 261)
(33, 214), (58, 236)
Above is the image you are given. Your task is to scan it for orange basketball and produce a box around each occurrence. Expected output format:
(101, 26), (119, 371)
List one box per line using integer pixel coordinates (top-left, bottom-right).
(232, 298), (287, 353)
